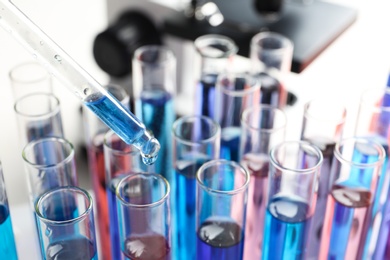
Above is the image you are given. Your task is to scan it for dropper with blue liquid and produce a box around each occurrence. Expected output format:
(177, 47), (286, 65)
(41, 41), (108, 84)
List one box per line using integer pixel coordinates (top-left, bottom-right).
(0, 0), (160, 165)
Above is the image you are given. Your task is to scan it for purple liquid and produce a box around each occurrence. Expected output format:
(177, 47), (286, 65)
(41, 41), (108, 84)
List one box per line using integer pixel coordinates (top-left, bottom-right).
(197, 219), (244, 260)
(304, 138), (336, 259)
(240, 153), (269, 260)
(122, 233), (171, 260)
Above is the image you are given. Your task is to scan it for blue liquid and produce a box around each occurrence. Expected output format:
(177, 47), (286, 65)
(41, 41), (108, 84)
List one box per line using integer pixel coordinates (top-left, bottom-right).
(136, 90), (174, 180)
(26, 112), (63, 141)
(45, 235), (97, 260)
(0, 204), (18, 260)
(197, 218), (244, 260)
(195, 74), (218, 118)
(107, 174), (126, 260)
(220, 127), (241, 162)
(174, 156), (210, 260)
(257, 72), (286, 108)
(262, 196), (312, 260)
(84, 92), (159, 165)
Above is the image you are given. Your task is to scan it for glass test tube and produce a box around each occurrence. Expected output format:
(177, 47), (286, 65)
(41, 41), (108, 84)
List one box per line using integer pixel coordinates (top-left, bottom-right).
(240, 105), (287, 260)
(83, 84), (129, 260)
(196, 159), (250, 260)
(133, 45), (176, 183)
(319, 138), (385, 260)
(116, 173), (171, 260)
(355, 87), (390, 259)
(14, 92), (64, 148)
(262, 141), (323, 260)
(9, 61), (53, 100)
(250, 32), (293, 108)
(0, 1), (160, 163)
(0, 162), (18, 260)
(301, 98), (346, 259)
(103, 129), (148, 260)
(172, 115), (221, 260)
(215, 72), (261, 162)
(194, 34), (238, 119)
(35, 186), (98, 260)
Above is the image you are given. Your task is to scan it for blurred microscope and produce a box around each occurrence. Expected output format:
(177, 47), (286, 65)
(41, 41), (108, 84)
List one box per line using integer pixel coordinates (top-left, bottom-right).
(92, 0), (357, 112)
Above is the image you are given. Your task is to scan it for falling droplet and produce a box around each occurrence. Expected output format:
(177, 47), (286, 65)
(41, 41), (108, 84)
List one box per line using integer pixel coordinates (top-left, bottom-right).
(54, 54), (62, 63)
(32, 53), (37, 59)
(40, 41), (44, 46)
(83, 88), (91, 96)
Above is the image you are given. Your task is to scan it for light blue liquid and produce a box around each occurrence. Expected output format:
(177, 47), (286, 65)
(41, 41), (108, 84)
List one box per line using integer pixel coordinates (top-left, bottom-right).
(174, 155), (211, 260)
(262, 196), (311, 260)
(84, 92), (159, 165)
(0, 205), (18, 260)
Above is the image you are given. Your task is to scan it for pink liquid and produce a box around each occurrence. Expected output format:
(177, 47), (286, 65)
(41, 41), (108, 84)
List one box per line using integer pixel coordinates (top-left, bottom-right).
(319, 185), (371, 260)
(87, 132), (111, 260)
(241, 153), (269, 260)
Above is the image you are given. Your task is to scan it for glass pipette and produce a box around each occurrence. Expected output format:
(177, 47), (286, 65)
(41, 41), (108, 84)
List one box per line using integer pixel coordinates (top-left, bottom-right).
(0, 0), (160, 164)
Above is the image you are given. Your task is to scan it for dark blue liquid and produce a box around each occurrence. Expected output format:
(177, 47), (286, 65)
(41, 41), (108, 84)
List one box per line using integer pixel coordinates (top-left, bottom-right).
(174, 156), (210, 260)
(136, 90), (174, 181)
(220, 127), (241, 162)
(26, 113), (63, 141)
(195, 74), (218, 118)
(257, 72), (286, 108)
(197, 219), (244, 260)
(0, 204), (18, 260)
(45, 235), (97, 260)
(262, 196), (312, 260)
(122, 232), (171, 260)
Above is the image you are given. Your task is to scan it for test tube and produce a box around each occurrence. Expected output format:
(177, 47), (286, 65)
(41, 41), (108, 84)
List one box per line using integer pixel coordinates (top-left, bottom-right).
(103, 130), (147, 260)
(215, 72), (261, 162)
(9, 61), (52, 100)
(262, 141), (323, 259)
(14, 92), (64, 148)
(194, 34), (238, 119)
(0, 161), (18, 260)
(0, 1), (160, 163)
(240, 105), (287, 260)
(250, 32), (293, 108)
(172, 115), (221, 260)
(319, 138), (385, 260)
(301, 98), (346, 259)
(355, 87), (390, 259)
(132, 45), (176, 184)
(35, 186), (98, 260)
(83, 84), (129, 260)
(116, 173), (171, 260)
(196, 159), (250, 260)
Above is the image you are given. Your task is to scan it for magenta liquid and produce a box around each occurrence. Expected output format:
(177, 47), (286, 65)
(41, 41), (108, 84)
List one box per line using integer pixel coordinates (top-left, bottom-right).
(240, 153), (269, 260)
(122, 232), (171, 260)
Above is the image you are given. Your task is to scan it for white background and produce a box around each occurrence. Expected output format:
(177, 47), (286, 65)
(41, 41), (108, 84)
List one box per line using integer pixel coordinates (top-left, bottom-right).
(0, 0), (389, 259)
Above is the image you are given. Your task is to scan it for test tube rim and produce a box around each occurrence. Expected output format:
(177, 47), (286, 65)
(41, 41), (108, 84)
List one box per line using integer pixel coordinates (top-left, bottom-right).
(217, 72), (261, 98)
(196, 159), (250, 195)
(250, 31), (294, 56)
(14, 92), (60, 119)
(194, 34), (238, 59)
(8, 61), (51, 84)
(103, 130), (140, 156)
(115, 172), (170, 209)
(172, 115), (221, 147)
(22, 137), (74, 169)
(269, 141), (323, 174)
(334, 137), (386, 169)
(133, 45), (176, 67)
(304, 98), (347, 124)
(241, 104), (287, 133)
(35, 185), (93, 224)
